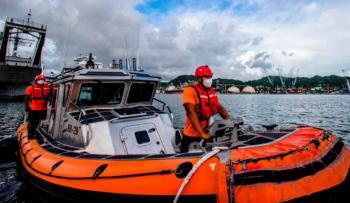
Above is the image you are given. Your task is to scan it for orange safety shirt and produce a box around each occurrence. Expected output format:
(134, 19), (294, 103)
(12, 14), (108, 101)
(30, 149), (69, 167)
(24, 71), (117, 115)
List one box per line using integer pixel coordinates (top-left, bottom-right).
(25, 84), (51, 111)
(182, 85), (218, 137)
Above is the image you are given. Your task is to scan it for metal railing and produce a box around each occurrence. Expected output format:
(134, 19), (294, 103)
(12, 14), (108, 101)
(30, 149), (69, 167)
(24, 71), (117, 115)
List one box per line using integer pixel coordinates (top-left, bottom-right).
(70, 102), (87, 122)
(153, 98), (174, 121)
(6, 17), (47, 30)
(69, 102), (92, 146)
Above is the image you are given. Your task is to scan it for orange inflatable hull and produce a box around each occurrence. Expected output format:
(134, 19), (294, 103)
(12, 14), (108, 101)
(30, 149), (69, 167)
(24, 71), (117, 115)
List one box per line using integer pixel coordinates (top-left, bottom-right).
(17, 124), (350, 203)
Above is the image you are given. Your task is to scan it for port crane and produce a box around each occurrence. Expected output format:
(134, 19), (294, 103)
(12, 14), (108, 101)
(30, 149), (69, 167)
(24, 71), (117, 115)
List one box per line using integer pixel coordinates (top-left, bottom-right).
(292, 68), (299, 88)
(263, 67), (274, 87)
(277, 68), (287, 93)
(342, 68), (350, 93)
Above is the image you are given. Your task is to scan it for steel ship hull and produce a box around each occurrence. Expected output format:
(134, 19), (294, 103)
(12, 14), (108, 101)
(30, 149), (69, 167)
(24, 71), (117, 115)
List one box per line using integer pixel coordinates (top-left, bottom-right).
(0, 64), (41, 99)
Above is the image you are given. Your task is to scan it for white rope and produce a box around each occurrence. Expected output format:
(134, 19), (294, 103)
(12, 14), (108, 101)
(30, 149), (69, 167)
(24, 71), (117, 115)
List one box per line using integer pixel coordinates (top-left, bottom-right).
(173, 149), (222, 203)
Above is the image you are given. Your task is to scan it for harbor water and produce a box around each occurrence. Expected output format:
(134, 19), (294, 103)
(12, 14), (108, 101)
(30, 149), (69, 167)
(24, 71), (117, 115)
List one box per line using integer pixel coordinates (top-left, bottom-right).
(0, 94), (349, 202)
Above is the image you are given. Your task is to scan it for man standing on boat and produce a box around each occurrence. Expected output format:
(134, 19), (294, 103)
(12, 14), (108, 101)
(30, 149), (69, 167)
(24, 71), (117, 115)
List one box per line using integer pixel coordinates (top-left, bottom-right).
(24, 74), (51, 134)
(181, 65), (231, 152)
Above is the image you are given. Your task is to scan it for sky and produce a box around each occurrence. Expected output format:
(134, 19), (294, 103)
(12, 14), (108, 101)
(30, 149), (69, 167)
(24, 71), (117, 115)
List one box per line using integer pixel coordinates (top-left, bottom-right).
(1, 0), (350, 81)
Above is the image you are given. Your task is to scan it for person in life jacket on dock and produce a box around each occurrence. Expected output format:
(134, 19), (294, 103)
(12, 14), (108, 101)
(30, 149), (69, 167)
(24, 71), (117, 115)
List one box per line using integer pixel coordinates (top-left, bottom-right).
(24, 74), (51, 135)
(181, 65), (231, 152)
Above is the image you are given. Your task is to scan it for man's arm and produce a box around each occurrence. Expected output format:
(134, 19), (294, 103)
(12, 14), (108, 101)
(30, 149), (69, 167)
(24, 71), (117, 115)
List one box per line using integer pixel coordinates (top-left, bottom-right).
(24, 96), (30, 111)
(24, 86), (32, 112)
(217, 103), (230, 119)
(183, 103), (210, 139)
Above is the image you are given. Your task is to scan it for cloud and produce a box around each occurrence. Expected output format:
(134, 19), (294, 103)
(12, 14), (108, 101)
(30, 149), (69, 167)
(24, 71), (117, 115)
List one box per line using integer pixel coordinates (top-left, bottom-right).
(281, 51), (294, 57)
(1, 0), (350, 81)
(0, 0), (144, 70)
(304, 2), (318, 13)
(236, 51), (273, 78)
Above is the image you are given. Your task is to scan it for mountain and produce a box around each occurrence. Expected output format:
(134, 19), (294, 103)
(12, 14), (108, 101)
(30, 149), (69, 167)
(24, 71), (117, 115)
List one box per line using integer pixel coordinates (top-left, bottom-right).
(166, 75), (347, 88)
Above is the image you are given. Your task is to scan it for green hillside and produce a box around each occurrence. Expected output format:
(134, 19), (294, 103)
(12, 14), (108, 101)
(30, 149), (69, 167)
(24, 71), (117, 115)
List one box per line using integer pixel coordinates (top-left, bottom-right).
(167, 75), (347, 88)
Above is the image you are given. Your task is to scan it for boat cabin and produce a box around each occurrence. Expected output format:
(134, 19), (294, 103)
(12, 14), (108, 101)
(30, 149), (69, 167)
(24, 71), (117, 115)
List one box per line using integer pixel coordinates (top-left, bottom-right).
(42, 68), (177, 155)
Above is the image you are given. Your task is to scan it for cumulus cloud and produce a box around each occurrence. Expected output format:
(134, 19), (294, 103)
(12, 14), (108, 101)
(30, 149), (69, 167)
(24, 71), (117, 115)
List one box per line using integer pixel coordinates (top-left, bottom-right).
(281, 51), (294, 57)
(236, 51), (274, 78)
(0, 0), (144, 70)
(1, 0), (350, 81)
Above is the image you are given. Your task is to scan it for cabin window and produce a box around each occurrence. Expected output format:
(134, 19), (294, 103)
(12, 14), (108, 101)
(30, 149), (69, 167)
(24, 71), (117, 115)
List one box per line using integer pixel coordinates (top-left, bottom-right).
(127, 82), (155, 103)
(77, 83), (125, 106)
(135, 130), (151, 144)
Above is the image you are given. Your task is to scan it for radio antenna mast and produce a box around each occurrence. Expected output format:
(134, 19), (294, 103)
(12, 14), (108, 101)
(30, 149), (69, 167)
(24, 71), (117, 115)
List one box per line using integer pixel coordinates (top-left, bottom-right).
(125, 36), (130, 71)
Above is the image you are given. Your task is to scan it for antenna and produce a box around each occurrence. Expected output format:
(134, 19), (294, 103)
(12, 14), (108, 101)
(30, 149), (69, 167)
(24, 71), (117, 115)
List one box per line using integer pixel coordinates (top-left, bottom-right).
(125, 36), (130, 71)
(63, 20), (73, 67)
(136, 24), (140, 71)
(41, 63), (44, 75)
(27, 9), (32, 25)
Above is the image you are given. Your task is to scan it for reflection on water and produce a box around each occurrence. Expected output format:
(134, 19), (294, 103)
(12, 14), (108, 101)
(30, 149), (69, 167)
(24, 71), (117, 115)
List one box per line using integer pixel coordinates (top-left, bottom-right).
(0, 102), (24, 202)
(0, 95), (349, 202)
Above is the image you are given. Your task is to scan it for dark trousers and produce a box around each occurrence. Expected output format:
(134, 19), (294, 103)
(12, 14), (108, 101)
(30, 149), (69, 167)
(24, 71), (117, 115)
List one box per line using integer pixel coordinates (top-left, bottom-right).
(28, 110), (47, 134)
(180, 135), (203, 153)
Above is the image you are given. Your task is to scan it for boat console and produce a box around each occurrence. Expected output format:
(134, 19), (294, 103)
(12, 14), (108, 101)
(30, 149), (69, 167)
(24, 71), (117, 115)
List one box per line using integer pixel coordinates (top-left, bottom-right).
(181, 118), (295, 152)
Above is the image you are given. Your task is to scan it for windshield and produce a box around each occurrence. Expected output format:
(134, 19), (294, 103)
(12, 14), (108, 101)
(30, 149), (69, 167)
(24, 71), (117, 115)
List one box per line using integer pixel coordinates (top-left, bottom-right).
(127, 82), (155, 103)
(77, 83), (125, 106)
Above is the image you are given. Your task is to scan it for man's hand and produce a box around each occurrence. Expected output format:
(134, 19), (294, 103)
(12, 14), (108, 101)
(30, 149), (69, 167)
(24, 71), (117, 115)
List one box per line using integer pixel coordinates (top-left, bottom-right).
(200, 132), (211, 140)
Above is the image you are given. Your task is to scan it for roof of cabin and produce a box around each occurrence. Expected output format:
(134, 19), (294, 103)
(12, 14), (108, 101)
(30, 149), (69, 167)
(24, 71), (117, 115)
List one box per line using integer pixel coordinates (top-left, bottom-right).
(55, 68), (161, 83)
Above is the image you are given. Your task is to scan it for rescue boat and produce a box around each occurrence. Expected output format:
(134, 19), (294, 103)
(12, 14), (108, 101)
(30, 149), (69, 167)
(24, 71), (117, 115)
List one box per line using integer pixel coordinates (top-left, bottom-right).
(16, 58), (350, 203)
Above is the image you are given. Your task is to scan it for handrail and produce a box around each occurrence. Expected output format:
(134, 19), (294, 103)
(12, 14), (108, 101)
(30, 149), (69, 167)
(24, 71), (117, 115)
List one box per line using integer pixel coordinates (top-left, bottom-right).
(6, 17), (47, 30)
(70, 102), (87, 120)
(69, 102), (91, 146)
(153, 98), (173, 120)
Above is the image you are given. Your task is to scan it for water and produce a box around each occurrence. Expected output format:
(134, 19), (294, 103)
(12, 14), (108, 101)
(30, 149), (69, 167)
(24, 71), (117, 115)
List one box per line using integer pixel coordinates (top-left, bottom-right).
(0, 102), (24, 203)
(0, 95), (349, 202)
(158, 94), (350, 145)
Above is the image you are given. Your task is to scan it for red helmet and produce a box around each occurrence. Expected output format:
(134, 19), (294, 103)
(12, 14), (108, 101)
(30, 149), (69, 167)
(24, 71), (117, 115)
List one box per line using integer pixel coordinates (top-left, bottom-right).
(194, 65), (213, 78)
(34, 74), (46, 81)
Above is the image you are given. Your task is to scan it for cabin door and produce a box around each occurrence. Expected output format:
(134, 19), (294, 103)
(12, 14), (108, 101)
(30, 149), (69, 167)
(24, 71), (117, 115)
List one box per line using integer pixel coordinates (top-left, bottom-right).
(121, 123), (166, 154)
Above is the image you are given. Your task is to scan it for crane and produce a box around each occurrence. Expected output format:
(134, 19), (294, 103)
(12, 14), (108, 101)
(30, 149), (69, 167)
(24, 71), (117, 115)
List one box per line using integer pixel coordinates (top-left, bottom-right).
(263, 67), (274, 87)
(292, 68), (299, 88)
(342, 68), (350, 94)
(277, 68), (287, 93)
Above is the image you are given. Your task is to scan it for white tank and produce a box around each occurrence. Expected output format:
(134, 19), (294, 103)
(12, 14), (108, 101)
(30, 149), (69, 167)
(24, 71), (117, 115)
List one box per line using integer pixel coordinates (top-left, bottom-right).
(242, 86), (256, 94)
(227, 86), (240, 94)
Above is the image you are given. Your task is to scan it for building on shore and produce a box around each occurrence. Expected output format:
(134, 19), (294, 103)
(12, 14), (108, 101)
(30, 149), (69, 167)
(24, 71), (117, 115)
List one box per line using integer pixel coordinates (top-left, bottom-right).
(227, 86), (240, 94)
(242, 86), (256, 94)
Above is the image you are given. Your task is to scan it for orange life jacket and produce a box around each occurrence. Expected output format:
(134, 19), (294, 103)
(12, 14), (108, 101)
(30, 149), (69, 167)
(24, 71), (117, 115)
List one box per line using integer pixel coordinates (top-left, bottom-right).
(191, 84), (219, 120)
(28, 84), (51, 111)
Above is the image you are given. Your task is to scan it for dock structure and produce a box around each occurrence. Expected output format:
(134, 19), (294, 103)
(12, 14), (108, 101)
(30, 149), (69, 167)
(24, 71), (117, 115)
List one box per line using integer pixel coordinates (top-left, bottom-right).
(0, 13), (46, 67)
(0, 11), (47, 99)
